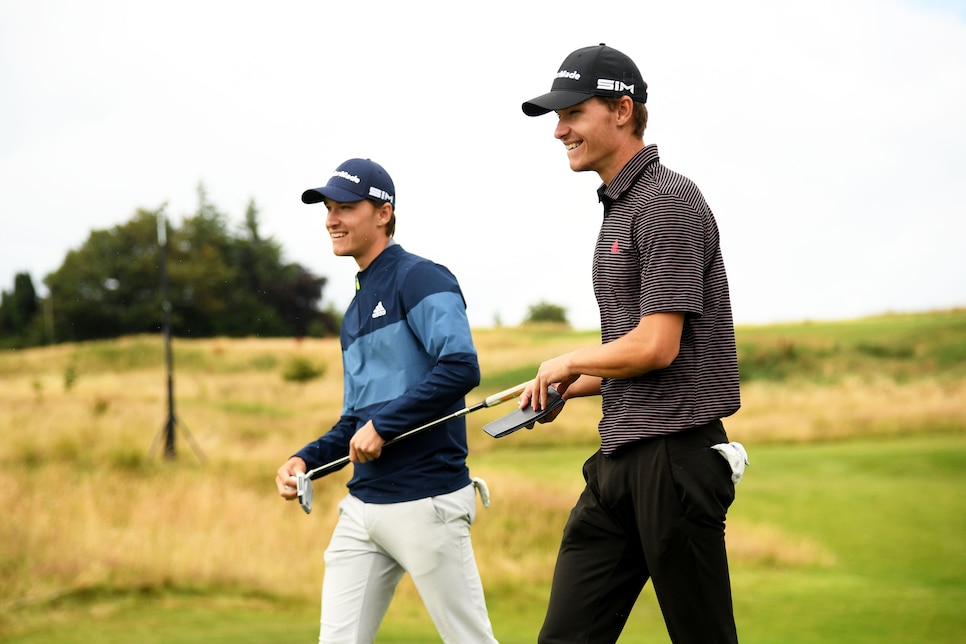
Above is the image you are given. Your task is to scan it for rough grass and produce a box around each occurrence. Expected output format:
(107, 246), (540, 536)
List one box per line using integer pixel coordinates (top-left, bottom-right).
(1, 310), (964, 642)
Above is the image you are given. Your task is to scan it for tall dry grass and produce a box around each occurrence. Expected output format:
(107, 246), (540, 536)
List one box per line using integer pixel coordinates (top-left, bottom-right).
(1, 326), (962, 618)
(726, 378), (966, 442)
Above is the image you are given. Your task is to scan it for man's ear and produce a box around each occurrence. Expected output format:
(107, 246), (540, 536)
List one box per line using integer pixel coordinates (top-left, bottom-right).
(376, 202), (394, 226)
(616, 95), (635, 126)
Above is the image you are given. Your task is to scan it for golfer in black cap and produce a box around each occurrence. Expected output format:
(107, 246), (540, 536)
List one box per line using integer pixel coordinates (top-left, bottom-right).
(519, 45), (743, 643)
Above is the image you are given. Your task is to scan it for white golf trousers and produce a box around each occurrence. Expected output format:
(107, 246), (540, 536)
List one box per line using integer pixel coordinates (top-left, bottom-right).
(319, 483), (498, 643)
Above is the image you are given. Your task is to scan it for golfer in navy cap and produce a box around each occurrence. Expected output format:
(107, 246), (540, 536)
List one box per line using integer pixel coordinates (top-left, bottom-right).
(276, 158), (498, 643)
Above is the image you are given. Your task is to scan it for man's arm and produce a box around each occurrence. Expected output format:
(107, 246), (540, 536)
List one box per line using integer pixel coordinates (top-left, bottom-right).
(290, 414), (359, 472)
(369, 263), (480, 440)
(563, 375), (603, 398)
(522, 312), (685, 411)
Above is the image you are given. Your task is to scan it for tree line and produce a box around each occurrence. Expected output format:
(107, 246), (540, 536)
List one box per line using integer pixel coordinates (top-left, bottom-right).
(0, 186), (339, 350)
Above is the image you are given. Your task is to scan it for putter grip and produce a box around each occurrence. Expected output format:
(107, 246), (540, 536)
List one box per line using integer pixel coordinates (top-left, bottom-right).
(483, 381), (532, 407)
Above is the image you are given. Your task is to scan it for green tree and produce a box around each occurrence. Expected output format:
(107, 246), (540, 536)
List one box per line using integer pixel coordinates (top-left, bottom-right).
(168, 188), (246, 336)
(0, 272), (42, 348)
(41, 185), (339, 344)
(523, 300), (570, 326)
(227, 199), (299, 336)
(45, 209), (165, 341)
(230, 197), (337, 337)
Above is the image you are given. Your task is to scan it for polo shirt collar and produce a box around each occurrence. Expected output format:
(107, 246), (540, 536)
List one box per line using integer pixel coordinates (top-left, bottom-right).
(597, 144), (661, 204)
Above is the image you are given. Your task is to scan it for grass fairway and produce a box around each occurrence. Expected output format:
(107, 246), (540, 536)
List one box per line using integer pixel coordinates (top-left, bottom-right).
(728, 435), (966, 643)
(3, 436), (964, 643)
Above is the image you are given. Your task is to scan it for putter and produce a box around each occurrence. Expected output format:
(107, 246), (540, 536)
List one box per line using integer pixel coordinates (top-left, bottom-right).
(295, 380), (535, 514)
(482, 385), (565, 438)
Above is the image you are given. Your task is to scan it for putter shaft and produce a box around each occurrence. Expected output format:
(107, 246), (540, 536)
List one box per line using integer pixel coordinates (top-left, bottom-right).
(304, 380), (531, 480)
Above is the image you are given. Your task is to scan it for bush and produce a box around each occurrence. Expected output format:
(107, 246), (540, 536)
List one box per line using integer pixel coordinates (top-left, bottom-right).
(524, 301), (569, 325)
(282, 357), (325, 383)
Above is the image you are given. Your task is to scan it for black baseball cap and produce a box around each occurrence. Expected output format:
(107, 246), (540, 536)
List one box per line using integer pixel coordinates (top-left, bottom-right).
(522, 44), (647, 117)
(302, 158), (395, 206)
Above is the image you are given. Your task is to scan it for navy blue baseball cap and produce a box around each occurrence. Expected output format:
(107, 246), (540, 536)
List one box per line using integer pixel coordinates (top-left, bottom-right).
(522, 44), (647, 117)
(302, 158), (395, 206)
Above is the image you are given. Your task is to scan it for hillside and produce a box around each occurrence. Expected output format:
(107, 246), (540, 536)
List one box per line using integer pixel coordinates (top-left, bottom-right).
(0, 308), (964, 642)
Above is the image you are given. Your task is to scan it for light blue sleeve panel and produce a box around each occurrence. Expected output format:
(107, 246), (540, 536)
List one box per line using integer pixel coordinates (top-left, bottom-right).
(342, 317), (437, 411)
(369, 262), (480, 439)
(406, 290), (477, 360)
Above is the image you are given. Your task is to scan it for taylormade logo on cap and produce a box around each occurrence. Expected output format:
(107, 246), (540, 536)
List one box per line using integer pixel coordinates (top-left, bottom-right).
(556, 70), (581, 80)
(333, 170), (361, 184)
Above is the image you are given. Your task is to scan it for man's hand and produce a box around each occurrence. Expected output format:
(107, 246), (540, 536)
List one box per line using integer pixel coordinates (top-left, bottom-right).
(349, 421), (385, 463)
(519, 352), (580, 413)
(276, 456), (306, 500)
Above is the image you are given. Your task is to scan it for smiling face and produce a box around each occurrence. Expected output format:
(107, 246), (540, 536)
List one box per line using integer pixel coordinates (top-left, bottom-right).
(323, 198), (393, 270)
(553, 96), (643, 185)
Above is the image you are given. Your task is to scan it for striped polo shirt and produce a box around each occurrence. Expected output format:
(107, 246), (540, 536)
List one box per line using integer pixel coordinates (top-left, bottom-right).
(592, 144), (740, 455)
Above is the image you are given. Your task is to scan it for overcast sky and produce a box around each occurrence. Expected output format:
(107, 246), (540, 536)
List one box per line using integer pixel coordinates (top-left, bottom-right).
(2, 0), (964, 330)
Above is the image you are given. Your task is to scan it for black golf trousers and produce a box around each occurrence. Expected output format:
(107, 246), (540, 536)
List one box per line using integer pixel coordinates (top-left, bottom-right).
(538, 420), (739, 644)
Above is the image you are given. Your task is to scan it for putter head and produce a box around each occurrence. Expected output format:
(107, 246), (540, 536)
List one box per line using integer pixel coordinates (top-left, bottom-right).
(296, 472), (313, 514)
(483, 386), (565, 438)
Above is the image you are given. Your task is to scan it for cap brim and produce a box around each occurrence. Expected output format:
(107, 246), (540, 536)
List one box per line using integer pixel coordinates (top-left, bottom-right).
(522, 90), (594, 116)
(301, 186), (364, 205)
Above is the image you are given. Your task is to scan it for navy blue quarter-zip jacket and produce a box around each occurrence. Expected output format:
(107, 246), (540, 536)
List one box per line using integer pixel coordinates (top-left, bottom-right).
(295, 243), (481, 503)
